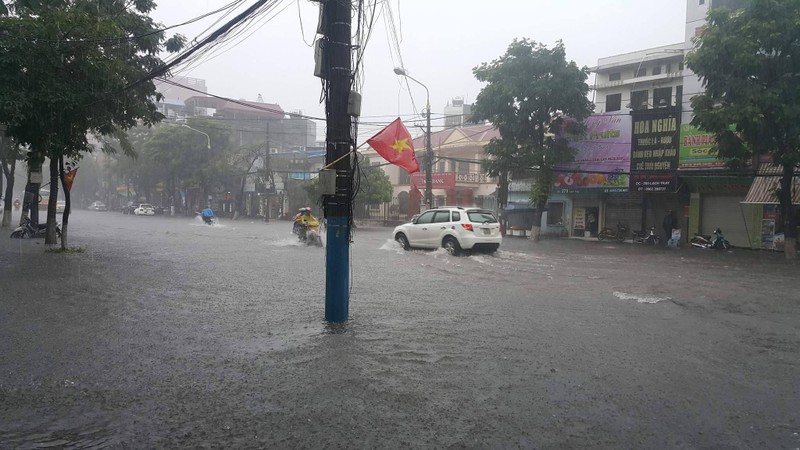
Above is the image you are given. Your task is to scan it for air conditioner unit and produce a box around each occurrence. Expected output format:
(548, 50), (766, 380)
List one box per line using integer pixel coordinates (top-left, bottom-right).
(270, 148), (279, 154)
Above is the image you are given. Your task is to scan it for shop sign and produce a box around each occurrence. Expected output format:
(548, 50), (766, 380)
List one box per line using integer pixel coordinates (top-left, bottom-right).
(630, 109), (680, 192)
(678, 124), (733, 169)
(573, 207), (586, 230)
(410, 172), (456, 190)
(554, 113), (631, 193)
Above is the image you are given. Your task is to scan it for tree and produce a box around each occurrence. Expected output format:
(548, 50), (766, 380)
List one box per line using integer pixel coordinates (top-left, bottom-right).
(472, 39), (593, 240)
(687, 0), (800, 259)
(0, 133), (23, 227)
(356, 158), (393, 205)
(0, 0), (185, 247)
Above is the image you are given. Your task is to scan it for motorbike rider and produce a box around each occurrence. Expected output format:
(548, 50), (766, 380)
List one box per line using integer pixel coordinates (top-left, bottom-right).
(201, 206), (215, 225)
(296, 207), (320, 242)
(292, 207), (306, 234)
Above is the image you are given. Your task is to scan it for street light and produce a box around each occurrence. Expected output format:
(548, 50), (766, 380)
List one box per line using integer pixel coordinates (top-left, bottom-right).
(181, 124), (211, 150)
(394, 67), (433, 209)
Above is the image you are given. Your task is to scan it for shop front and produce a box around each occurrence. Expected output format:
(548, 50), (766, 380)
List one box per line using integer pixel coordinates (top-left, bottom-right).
(741, 165), (800, 251)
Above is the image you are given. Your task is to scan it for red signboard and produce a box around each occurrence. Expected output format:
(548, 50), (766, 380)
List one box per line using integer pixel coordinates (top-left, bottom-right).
(410, 172), (456, 190)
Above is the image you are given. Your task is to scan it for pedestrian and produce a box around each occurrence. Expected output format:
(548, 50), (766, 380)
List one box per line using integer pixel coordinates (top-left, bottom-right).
(663, 210), (679, 247)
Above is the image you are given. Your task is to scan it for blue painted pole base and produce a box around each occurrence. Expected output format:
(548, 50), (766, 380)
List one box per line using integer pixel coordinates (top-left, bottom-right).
(325, 216), (350, 322)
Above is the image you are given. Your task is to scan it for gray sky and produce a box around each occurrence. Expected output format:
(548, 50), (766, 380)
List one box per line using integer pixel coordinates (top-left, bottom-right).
(152, 0), (687, 139)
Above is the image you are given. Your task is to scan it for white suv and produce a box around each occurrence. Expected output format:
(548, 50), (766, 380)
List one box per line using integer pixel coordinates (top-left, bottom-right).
(393, 207), (502, 255)
(134, 204), (155, 216)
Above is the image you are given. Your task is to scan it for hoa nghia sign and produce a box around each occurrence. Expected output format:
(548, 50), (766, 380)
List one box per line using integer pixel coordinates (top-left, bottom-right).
(630, 109), (680, 192)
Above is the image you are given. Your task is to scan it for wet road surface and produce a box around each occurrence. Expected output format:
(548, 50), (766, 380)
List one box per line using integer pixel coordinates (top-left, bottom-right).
(1, 211), (799, 448)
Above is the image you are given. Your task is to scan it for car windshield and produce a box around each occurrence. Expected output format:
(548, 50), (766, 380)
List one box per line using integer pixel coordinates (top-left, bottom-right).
(467, 210), (497, 223)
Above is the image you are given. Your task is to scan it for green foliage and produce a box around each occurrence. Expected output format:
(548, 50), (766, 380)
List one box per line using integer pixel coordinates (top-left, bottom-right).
(472, 39), (593, 209)
(356, 158), (393, 205)
(687, 0), (800, 164)
(0, 0), (185, 162)
(687, 0), (800, 245)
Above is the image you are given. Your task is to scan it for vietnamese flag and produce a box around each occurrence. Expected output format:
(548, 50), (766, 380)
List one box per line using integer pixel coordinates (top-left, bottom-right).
(367, 118), (420, 174)
(64, 168), (78, 192)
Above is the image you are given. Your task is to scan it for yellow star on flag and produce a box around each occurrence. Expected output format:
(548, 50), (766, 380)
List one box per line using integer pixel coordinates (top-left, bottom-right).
(390, 138), (411, 153)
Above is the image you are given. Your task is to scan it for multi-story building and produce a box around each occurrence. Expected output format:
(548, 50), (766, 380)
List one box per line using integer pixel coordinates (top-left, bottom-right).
(549, 0), (770, 248)
(443, 97), (472, 128)
(361, 123), (499, 223)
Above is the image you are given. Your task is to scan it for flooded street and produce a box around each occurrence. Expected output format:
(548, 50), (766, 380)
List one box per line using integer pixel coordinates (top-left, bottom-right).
(1, 211), (798, 448)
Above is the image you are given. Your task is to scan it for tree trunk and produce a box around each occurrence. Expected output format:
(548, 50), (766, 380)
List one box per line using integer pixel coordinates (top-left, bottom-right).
(59, 157), (70, 250)
(45, 157), (59, 245)
(530, 200), (545, 242)
(1, 160), (15, 227)
(234, 175), (247, 220)
(780, 163), (797, 259)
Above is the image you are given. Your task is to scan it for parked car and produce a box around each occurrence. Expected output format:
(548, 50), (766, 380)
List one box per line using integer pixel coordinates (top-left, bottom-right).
(88, 201), (108, 211)
(123, 202), (141, 215)
(56, 200), (66, 213)
(134, 204), (156, 216)
(393, 207), (502, 255)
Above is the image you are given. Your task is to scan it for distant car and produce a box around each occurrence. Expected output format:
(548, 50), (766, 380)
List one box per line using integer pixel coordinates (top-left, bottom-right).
(123, 202), (141, 215)
(56, 200), (66, 213)
(88, 201), (107, 211)
(393, 207), (502, 255)
(134, 204), (155, 216)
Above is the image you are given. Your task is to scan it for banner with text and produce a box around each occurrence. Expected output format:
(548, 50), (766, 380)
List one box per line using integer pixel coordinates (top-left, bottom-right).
(554, 113), (632, 193)
(678, 124), (734, 169)
(410, 172), (456, 190)
(630, 109), (680, 192)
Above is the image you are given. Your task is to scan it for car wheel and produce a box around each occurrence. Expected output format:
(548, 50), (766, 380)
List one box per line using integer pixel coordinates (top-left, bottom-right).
(395, 233), (410, 250)
(442, 236), (461, 256)
(487, 244), (499, 254)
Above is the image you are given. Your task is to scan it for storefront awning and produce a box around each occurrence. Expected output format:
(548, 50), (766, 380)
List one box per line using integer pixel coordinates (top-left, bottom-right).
(741, 176), (800, 205)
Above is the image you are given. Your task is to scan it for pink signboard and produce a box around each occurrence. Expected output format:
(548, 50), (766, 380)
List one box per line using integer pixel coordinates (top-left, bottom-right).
(554, 114), (632, 193)
(411, 172), (456, 190)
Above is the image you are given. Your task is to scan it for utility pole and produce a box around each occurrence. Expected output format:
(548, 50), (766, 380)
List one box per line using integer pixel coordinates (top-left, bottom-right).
(322, 0), (352, 322)
(393, 68), (432, 209)
(264, 121), (271, 223)
(425, 102), (432, 209)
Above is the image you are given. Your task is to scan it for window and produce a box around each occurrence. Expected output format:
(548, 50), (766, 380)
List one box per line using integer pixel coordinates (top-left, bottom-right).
(665, 63), (672, 73)
(433, 211), (451, 223)
(608, 72), (621, 82)
(635, 67), (647, 78)
(467, 210), (498, 223)
(652, 65), (662, 76)
(416, 211), (435, 224)
(398, 170), (410, 184)
(451, 211), (461, 222)
(605, 93), (622, 112)
(699, 0), (704, 4)
(676, 85), (683, 109)
(631, 90), (649, 110)
(546, 202), (564, 226)
(437, 159), (447, 173)
(456, 160), (471, 174)
(678, 61), (684, 71)
(653, 87), (673, 107)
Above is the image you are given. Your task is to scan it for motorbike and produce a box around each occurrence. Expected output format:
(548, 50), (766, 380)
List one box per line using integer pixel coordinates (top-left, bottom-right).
(597, 222), (629, 242)
(294, 223), (323, 247)
(202, 216), (216, 226)
(10, 217), (61, 240)
(632, 226), (660, 245)
(690, 228), (731, 250)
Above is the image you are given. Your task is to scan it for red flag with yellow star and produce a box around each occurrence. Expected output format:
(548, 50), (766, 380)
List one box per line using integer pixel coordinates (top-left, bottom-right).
(63, 168), (78, 192)
(367, 118), (420, 174)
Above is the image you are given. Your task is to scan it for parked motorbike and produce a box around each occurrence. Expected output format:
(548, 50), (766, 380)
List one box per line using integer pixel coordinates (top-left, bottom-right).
(597, 222), (629, 242)
(10, 217), (61, 240)
(690, 228), (731, 250)
(632, 226), (660, 245)
(294, 223), (323, 247)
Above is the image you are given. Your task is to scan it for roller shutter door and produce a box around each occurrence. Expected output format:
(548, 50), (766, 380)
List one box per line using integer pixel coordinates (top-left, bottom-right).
(701, 195), (749, 248)
(604, 194), (642, 231)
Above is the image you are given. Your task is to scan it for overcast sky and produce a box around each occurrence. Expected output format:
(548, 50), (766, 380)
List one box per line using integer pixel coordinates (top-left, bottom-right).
(152, 0), (687, 139)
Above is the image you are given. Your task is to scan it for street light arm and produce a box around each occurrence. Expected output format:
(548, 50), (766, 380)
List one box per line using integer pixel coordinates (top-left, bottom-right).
(394, 68), (430, 108)
(182, 124), (211, 150)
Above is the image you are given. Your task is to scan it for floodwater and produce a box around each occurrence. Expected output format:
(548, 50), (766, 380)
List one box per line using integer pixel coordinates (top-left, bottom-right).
(1, 211), (798, 448)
